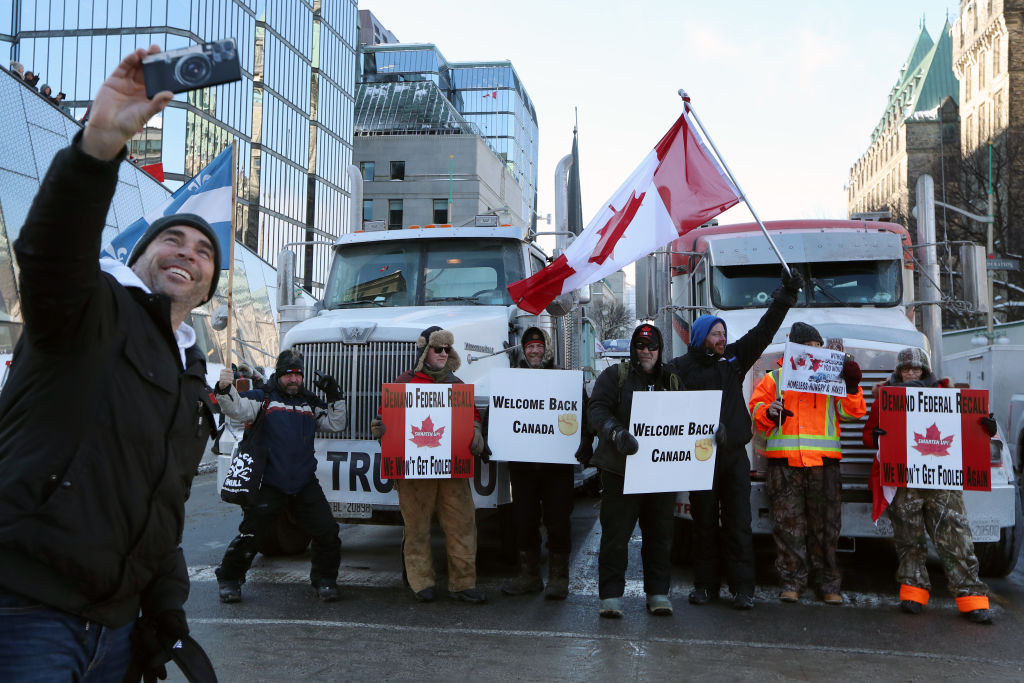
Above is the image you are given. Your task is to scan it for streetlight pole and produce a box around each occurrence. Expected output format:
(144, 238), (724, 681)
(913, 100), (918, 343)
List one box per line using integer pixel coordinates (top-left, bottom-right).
(987, 139), (995, 339)
(448, 154), (454, 224)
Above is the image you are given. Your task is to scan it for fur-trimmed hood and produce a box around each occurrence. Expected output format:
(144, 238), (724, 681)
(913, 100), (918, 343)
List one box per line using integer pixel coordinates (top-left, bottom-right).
(519, 326), (554, 368)
(414, 325), (461, 373)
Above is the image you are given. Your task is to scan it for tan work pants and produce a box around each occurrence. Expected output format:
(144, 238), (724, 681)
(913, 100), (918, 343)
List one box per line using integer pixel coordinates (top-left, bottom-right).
(397, 478), (478, 592)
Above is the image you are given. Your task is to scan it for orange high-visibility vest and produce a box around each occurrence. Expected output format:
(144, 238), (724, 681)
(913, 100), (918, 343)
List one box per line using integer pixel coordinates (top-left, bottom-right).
(749, 366), (866, 467)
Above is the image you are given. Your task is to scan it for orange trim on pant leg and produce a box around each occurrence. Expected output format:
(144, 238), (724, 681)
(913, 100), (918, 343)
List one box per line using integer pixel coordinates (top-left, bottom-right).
(899, 584), (929, 605)
(955, 595), (989, 612)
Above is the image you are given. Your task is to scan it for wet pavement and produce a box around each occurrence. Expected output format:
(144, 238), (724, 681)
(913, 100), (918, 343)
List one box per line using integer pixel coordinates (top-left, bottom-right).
(174, 472), (1024, 681)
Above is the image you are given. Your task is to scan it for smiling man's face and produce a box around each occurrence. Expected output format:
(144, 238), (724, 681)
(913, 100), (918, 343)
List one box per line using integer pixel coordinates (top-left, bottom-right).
(130, 225), (216, 312)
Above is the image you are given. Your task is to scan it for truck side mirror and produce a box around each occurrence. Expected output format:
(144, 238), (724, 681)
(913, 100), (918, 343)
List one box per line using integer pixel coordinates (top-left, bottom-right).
(545, 290), (578, 317)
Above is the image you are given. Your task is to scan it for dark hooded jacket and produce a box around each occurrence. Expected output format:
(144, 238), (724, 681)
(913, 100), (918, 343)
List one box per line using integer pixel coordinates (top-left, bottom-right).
(0, 135), (216, 627)
(588, 325), (677, 476)
(666, 294), (791, 450)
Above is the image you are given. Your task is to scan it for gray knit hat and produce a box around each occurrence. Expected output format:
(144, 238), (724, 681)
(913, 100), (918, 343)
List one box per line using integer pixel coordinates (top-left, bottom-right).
(895, 347), (930, 374)
(789, 322), (823, 346)
(127, 213), (222, 301)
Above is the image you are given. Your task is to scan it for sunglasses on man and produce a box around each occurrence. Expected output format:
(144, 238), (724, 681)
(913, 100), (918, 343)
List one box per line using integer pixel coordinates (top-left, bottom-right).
(635, 340), (660, 351)
(430, 346), (452, 354)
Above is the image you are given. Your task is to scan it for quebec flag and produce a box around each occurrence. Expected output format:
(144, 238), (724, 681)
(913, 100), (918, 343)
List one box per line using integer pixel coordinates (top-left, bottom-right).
(104, 144), (233, 270)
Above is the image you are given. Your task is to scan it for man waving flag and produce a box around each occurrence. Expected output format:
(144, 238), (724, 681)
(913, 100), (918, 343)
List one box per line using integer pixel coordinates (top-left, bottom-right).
(507, 110), (740, 314)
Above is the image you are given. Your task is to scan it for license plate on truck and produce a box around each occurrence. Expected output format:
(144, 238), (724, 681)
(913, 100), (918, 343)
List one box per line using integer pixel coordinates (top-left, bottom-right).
(970, 519), (1000, 542)
(332, 502), (372, 519)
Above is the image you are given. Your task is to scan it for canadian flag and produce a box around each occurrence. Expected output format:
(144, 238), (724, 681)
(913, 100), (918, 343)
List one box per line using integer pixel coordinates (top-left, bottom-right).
(507, 111), (740, 314)
(483, 90), (497, 99)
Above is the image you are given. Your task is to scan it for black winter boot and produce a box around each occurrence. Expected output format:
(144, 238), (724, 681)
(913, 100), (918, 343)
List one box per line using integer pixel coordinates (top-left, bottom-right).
(501, 550), (544, 595)
(545, 552), (570, 600)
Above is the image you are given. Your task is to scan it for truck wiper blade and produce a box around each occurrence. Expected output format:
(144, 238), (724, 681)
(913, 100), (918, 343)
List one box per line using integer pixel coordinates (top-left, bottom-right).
(425, 296), (481, 304)
(333, 299), (385, 308)
(810, 278), (845, 305)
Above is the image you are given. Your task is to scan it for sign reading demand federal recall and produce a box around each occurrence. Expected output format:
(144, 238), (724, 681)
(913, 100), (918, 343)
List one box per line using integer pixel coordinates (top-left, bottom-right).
(380, 383), (475, 480)
(487, 368), (583, 465)
(878, 386), (991, 491)
(623, 390), (722, 494)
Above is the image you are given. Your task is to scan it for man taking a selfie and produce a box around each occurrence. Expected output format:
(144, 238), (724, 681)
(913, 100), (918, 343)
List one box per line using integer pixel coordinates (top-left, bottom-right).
(0, 46), (220, 681)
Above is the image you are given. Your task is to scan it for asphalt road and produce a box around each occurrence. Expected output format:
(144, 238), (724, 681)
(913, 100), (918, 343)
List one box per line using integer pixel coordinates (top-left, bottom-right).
(175, 472), (1024, 682)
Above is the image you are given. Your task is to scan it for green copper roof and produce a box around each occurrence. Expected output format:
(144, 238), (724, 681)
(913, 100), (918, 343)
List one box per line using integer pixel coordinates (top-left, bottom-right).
(871, 20), (958, 144)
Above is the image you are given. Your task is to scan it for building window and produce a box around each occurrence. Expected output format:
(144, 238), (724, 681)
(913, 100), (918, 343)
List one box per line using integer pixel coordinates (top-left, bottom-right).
(433, 199), (449, 224)
(388, 199), (403, 229)
(390, 160), (405, 181)
(360, 161), (375, 181)
(363, 199), (373, 221)
(979, 50), (986, 89)
(994, 40), (1001, 76)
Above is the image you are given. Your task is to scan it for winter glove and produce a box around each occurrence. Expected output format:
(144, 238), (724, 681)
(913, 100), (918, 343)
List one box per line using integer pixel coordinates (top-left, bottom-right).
(124, 609), (189, 683)
(780, 267), (805, 295)
(313, 371), (343, 403)
(613, 427), (639, 456)
(370, 417), (386, 441)
(767, 399), (794, 426)
(981, 414), (998, 437)
(841, 359), (862, 394)
(471, 423), (487, 458)
(871, 426), (887, 449)
(714, 424), (729, 449)
(574, 436), (594, 467)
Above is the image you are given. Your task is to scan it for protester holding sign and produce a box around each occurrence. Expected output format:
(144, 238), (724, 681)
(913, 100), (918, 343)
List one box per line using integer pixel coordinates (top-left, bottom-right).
(749, 322), (866, 605)
(588, 324), (679, 618)
(667, 268), (803, 611)
(501, 327), (578, 600)
(863, 347), (995, 624)
(373, 325), (488, 604)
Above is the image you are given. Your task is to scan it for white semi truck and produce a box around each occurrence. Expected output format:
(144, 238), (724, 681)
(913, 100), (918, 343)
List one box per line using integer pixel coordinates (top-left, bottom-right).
(220, 222), (593, 525)
(636, 218), (1022, 576)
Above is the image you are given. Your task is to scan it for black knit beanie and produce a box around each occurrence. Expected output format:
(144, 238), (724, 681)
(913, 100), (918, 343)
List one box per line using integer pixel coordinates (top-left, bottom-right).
(127, 213), (222, 301)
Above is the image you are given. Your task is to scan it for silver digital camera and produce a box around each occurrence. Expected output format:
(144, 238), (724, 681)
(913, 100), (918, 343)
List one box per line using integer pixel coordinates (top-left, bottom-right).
(142, 38), (242, 98)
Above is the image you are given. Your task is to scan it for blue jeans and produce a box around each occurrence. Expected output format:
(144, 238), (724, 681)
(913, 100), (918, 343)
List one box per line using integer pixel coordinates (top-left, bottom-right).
(0, 589), (134, 682)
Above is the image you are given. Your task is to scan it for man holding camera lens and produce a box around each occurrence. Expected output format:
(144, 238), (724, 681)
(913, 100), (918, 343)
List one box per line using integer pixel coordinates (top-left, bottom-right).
(0, 46), (218, 681)
(214, 349), (347, 604)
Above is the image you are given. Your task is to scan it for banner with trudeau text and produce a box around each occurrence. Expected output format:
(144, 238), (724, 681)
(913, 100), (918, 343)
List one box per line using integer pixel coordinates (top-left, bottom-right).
(380, 383), (475, 480)
(878, 386), (991, 491)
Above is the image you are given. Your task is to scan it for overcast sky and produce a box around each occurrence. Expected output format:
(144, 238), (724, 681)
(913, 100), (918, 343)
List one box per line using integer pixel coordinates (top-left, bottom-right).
(366, 0), (961, 230)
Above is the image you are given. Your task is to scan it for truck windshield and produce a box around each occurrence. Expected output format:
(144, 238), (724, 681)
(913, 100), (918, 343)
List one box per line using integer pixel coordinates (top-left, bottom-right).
(711, 260), (901, 309)
(322, 238), (525, 309)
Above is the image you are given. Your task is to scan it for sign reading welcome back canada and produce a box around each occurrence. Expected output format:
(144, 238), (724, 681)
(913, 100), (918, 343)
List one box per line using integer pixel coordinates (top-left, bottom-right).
(380, 383), (475, 479)
(877, 386), (991, 491)
(487, 368), (583, 465)
(623, 390), (722, 494)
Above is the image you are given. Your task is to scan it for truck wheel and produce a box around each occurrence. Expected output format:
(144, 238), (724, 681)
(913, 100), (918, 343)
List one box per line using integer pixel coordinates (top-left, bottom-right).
(671, 518), (694, 566)
(974, 482), (1024, 578)
(258, 509), (312, 557)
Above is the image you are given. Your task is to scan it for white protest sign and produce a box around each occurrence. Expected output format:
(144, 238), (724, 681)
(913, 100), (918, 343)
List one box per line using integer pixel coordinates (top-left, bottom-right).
(779, 342), (847, 397)
(487, 368), (582, 464)
(623, 390), (722, 494)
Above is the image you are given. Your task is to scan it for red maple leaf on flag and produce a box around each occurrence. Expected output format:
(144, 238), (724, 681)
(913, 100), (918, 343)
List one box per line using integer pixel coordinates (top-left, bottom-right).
(409, 416), (445, 448)
(588, 191), (646, 265)
(911, 423), (955, 456)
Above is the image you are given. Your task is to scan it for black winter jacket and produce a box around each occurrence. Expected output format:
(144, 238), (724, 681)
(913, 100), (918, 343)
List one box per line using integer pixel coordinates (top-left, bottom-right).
(0, 136), (215, 627)
(588, 325), (677, 476)
(666, 296), (790, 451)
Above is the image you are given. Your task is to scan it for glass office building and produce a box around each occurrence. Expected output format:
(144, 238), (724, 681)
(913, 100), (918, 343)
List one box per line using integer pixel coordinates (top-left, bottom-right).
(0, 0), (359, 294)
(360, 43), (538, 229)
(0, 70), (309, 366)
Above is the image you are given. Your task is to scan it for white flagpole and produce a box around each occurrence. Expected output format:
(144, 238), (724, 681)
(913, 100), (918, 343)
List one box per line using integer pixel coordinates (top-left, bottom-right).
(225, 141), (237, 367)
(678, 90), (792, 277)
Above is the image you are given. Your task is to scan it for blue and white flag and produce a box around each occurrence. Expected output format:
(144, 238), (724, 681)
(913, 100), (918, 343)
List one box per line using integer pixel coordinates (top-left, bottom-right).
(105, 144), (233, 269)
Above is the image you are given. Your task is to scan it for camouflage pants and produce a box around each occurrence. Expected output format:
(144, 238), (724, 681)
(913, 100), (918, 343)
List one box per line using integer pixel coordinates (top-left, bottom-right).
(887, 487), (988, 597)
(766, 460), (842, 593)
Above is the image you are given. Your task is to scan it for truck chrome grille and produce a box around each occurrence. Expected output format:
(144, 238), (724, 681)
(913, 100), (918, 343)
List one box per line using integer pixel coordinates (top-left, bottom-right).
(295, 341), (418, 439)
